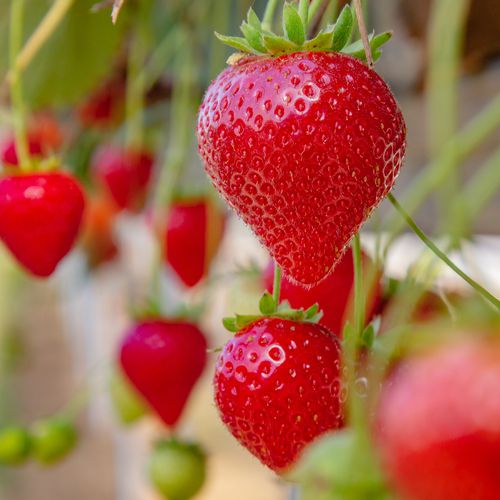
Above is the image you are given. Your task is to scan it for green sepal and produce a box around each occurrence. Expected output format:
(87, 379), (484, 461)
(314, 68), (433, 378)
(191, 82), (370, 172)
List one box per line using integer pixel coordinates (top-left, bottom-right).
(247, 8), (261, 30)
(342, 31), (392, 61)
(303, 28), (334, 51)
(263, 33), (298, 55)
(214, 33), (256, 54)
(360, 324), (376, 349)
(240, 22), (267, 53)
(222, 317), (239, 332)
(283, 2), (306, 46)
(298, 0), (309, 26)
(331, 5), (355, 51)
(259, 292), (277, 315)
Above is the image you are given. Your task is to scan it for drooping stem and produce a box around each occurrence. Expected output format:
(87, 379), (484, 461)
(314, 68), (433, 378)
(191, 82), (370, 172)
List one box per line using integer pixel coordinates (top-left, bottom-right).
(272, 264), (282, 306)
(6, 0), (74, 87)
(9, 0), (30, 170)
(262, 0), (280, 31)
(352, 0), (373, 68)
(387, 193), (500, 309)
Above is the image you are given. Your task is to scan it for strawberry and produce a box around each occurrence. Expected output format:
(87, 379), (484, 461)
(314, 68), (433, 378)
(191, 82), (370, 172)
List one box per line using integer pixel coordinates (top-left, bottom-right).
(197, 4), (406, 285)
(149, 439), (206, 500)
(119, 319), (207, 427)
(81, 194), (119, 268)
(91, 145), (153, 211)
(0, 172), (85, 277)
(165, 197), (225, 288)
(375, 339), (500, 500)
(1, 114), (63, 167)
(214, 316), (343, 472)
(77, 76), (125, 128)
(263, 247), (382, 336)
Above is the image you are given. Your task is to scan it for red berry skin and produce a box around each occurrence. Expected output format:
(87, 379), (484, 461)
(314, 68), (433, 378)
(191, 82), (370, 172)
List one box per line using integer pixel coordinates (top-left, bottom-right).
(0, 172), (85, 277)
(120, 320), (207, 428)
(263, 247), (382, 337)
(375, 340), (500, 500)
(92, 146), (153, 211)
(1, 136), (44, 167)
(214, 318), (343, 472)
(198, 52), (406, 285)
(165, 199), (225, 288)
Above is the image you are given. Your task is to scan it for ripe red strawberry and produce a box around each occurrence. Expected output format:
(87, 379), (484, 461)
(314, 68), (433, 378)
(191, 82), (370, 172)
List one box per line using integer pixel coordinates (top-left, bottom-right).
(375, 339), (500, 500)
(1, 136), (44, 167)
(197, 6), (406, 285)
(91, 145), (153, 211)
(214, 317), (343, 472)
(165, 198), (225, 287)
(77, 76), (125, 128)
(263, 247), (382, 336)
(0, 172), (85, 277)
(81, 194), (119, 268)
(119, 319), (207, 427)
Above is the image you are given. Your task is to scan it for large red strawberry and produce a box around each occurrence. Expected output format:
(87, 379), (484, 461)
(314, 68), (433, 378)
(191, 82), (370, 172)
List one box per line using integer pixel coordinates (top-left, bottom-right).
(165, 197), (225, 288)
(91, 145), (153, 211)
(120, 319), (207, 427)
(214, 316), (343, 472)
(0, 172), (85, 277)
(375, 338), (500, 500)
(263, 247), (382, 336)
(197, 4), (406, 285)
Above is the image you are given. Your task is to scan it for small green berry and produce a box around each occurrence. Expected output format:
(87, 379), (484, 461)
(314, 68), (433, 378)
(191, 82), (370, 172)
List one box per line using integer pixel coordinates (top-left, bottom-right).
(32, 417), (77, 465)
(0, 426), (32, 465)
(109, 369), (148, 425)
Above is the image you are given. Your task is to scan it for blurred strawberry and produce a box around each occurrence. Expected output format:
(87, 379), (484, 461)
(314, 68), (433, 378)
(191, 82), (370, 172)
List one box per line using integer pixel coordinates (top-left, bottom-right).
(165, 197), (225, 288)
(91, 145), (153, 211)
(1, 113), (63, 167)
(376, 337), (500, 500)
(263, 248), (382, 337)
(81, 194), (119, 268)
(119, 319), (207, 428)
(77, 76), (125, 128)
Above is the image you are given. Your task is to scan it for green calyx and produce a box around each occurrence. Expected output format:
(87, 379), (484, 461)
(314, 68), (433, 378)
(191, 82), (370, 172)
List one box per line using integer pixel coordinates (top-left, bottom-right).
(223, 292), (323, 333)
(216, 3), (391, 62)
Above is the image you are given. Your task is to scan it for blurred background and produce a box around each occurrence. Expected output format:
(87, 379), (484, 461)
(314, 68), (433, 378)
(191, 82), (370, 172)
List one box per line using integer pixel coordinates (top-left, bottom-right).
(0, 0), (499, 499)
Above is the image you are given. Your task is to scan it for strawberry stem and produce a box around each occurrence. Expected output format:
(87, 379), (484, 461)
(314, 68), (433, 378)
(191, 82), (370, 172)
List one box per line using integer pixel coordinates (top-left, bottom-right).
(9, 0), (30, 171)
(272, 264), (282, 305)
(352, 234), (366, 334)
(262, 0), (280, 31)
(387, 193), (500, 310)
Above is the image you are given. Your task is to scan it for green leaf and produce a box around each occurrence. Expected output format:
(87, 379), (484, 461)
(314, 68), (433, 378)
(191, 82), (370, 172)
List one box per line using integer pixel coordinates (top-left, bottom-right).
(222, 317), (239, 332)
(215, 33), (255, 54)
(342, 32), (392, 60)
(298, 0), (309, 26)
(262, 34), (298, 55)
(0, 0), (126, 109)
(259, 292), (277, 315)
(360, 324), (375, 348)
(304, 303), (319, 319)
(235, 314), (261, 330)
(282, 3), (306, 46)
(303, 29), (335, 51)
(331, 5), (354, 51)
(240, 22), (266, 53)
(247, 8), (261, 30)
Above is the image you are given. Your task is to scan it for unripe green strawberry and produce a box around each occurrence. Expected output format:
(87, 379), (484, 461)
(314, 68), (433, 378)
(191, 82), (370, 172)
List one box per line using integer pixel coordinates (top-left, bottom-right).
(109, 368), (148, 425)
(32, 417), (77, 465)
(149, 439), (206, 500)
(0, 426), (32, 465)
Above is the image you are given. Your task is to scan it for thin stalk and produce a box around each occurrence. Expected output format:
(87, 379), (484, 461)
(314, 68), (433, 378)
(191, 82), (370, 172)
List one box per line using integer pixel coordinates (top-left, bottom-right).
(262, 0), (280, 31)
(272, 264), (282, 305)
(387, 193), (499, 309)
(9, 0), (30, 170)
(352, 234), (365, 334)
(352, 0), (373, 67)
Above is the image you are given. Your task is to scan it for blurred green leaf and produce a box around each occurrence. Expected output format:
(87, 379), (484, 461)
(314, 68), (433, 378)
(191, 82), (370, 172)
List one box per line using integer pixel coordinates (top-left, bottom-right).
(0, 0), (126, 109)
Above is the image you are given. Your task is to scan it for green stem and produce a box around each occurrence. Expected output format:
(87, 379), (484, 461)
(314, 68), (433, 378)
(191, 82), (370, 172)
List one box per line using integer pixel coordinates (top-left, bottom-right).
(272, 264), (282, 305)
(384, 92), (500, 249)
(262, 0), (280, 31)
(387, 193), (500, 309)
(353, 0), (373, 67)
(9, 0), (30, 170)
(352, 234), (365, 334)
